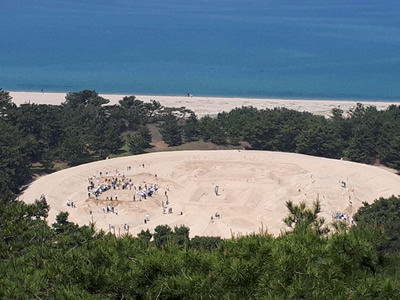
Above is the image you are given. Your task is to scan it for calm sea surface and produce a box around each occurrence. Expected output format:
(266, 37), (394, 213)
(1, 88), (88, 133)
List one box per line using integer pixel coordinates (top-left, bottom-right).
(1, 0), (400, 100)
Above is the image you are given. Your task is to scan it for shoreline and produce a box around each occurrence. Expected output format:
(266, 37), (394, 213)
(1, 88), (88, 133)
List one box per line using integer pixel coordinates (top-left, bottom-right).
(9, 91), (400, 117)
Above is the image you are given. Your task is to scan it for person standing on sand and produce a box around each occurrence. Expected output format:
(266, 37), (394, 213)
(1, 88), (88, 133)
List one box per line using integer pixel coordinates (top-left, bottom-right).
(165, 192), (169, 205)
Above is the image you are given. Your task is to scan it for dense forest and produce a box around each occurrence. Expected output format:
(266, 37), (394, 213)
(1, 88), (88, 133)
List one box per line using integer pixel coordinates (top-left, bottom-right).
(1, 88), (400, 297)
(1, 193), (400, 298)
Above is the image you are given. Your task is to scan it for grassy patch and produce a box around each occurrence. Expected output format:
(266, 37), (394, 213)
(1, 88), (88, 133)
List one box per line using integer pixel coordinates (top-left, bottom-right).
(108, 142), (131, 158)
(52, 161), (69, 171)
(149, 140), (247, 152)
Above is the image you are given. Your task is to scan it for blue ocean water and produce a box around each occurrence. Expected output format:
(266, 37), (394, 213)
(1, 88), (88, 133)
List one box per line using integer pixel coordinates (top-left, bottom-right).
(1, 0), (399, 100)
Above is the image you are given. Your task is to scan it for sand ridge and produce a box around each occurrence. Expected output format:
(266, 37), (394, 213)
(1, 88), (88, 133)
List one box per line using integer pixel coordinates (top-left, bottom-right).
(21, 150), (400, 238)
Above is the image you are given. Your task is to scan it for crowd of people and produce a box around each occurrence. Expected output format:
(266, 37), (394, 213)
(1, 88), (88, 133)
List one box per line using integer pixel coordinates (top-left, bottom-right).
(87, 171), (136, 200)
(83, 167), (218, 232)
(333, 211), (353, 223)
(66, 164), (182, 233)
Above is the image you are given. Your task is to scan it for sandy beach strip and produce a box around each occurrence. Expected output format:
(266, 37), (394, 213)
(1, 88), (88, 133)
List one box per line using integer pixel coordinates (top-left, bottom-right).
(9, 91), (399, 117)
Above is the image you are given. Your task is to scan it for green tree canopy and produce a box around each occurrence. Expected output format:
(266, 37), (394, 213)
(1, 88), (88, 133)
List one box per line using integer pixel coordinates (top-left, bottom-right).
(354, 196), (400, 253)
(160, 114), (183, 146)
(63, 90), (109, 108)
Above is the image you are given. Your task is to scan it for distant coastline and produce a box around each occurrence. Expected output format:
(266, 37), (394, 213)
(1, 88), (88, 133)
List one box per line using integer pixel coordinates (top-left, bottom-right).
(9, 90), (399, 117)
(7, 88), (400, 103)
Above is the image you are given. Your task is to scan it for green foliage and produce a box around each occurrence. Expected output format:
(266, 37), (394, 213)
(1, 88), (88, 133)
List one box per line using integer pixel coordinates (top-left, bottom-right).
(220, 107), (258, 145)
(0, 88), (13, 121)
(138, 125), (152, 146)
(1, 197), (400, 298)
(118, 95), (138, 109)
(0, 88), (12, 105)
(343, 104), (382, 164)
(0, 122), (33, 201)
(153, 224), (174, 249)
(380, 133), (400, 169)
(183, 113), (200, 142)
(199, 115), (227, 144)
(152, 225), (190, 249)
(354, 196), (400, 253)
(190, 236), (223, 251)
(63, 90), (109, 108)
(377, 106), (400, 169)
(284, 200), (329, 235)
(52, 212), (79, 234)
(296, 120), (343, 158)
(160, 114), (183, 146)
(58, 91), (125, 164)
(173, 225), (190, 248)
(127, 125), (152, 155)
(127, 133), (147, 155)
(61, 127), (92, 165)
(117, 96), (162, 130)
(0, 198), (56, 296)
(137, 228), (152, 241)
(243, 108), (307, 152)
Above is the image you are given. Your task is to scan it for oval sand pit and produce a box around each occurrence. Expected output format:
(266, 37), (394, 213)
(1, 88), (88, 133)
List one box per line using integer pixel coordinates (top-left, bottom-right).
(21, 150), (400, 238)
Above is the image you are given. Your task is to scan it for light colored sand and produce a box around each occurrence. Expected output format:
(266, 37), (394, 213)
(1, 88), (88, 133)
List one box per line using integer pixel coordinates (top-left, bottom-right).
(10, 91), (399, 117)
(21, 150), (400, 238)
